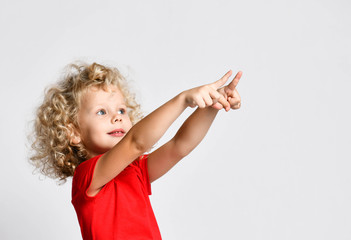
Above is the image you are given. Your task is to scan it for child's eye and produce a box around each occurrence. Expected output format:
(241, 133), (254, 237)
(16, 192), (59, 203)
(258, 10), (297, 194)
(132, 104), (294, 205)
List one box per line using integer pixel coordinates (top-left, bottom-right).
(118, 109), (126, 115)
(97, 109), (106, 115)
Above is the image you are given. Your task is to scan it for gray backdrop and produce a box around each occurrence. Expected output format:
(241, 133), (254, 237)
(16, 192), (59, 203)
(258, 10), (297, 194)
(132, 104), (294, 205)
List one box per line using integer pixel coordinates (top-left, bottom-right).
(1, 0), (350, 239)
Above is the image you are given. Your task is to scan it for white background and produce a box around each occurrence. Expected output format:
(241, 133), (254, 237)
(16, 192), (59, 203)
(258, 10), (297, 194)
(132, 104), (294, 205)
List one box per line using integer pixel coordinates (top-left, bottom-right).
(1, 0), (350, 239)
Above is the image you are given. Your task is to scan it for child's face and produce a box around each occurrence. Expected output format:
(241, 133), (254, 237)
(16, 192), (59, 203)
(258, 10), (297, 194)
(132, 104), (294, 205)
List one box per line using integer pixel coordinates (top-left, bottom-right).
(76, 85), (133, 158)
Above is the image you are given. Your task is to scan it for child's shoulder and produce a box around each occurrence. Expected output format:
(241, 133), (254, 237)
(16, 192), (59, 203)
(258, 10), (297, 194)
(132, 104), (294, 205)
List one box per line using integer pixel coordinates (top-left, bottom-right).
(73, 155), (102, 179)
(73, 154), (147, 183)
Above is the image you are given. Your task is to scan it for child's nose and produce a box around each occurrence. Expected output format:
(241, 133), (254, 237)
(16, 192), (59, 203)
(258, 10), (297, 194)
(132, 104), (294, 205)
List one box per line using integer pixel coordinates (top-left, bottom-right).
(113, 115), (122, 123)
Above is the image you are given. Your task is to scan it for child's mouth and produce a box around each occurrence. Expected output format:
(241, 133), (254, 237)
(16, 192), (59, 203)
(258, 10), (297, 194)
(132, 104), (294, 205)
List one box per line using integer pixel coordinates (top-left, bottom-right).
(108, 129), (125, 137)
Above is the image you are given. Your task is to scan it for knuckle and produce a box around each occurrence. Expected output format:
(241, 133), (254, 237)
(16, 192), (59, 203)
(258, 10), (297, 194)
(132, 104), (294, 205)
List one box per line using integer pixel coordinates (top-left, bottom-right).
(214, 93), (221, 100)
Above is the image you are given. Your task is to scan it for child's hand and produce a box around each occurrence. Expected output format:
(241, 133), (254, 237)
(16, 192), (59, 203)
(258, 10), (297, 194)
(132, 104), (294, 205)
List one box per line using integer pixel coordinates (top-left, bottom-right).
(183, 73), (232, 111)
(212, 70), (242, 110)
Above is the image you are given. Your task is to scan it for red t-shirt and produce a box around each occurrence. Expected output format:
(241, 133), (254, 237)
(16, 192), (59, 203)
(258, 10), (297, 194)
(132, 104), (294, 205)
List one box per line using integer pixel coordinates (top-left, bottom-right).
(71, 154), (162, 240)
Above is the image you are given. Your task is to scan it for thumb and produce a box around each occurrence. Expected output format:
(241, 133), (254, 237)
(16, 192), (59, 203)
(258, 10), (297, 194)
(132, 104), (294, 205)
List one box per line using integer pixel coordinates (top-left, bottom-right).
(211, 102), (223, 110)
(211, 70), (232, 89)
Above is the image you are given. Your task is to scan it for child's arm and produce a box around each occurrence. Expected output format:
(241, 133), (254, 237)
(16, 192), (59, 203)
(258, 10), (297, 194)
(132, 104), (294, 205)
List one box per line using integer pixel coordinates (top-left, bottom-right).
(147, 70), (242, 182)
(87, 72), (232, 196)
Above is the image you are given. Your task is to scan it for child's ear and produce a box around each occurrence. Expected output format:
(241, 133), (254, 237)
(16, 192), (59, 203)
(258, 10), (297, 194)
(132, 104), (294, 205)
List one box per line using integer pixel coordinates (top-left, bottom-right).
(68, 124), (81, 145)
(71, 134), (81, 145)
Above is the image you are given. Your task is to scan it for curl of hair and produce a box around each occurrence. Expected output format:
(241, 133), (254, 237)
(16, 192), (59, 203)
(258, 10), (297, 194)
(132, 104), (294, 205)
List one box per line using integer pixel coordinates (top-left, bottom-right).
(29, 62), (143, 183)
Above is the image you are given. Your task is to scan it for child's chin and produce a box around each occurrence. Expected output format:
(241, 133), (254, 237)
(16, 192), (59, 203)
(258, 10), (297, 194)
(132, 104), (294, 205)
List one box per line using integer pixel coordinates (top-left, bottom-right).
(109, 139), (123, 147)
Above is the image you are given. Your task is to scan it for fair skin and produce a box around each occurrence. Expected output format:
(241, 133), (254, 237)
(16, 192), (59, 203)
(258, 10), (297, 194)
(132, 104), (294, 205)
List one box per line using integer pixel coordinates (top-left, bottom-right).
(74, 70), (242, 196)
(76, 87), (133, 158)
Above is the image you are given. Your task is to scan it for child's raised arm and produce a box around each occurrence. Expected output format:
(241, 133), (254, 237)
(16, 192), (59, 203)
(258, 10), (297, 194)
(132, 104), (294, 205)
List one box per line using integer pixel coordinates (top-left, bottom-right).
(87, 72), (233, 196)
(147, 70), (242, 182)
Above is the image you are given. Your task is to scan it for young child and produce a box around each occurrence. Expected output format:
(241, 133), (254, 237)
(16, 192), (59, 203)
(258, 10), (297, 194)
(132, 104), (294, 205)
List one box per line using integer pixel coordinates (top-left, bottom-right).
(30, 62), (242, 239)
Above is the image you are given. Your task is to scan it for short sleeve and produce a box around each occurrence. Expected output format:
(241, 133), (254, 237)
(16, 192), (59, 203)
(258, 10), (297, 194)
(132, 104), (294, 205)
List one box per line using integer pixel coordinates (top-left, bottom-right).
(132, 154), (152, 195)
(71, 155), (101, 202)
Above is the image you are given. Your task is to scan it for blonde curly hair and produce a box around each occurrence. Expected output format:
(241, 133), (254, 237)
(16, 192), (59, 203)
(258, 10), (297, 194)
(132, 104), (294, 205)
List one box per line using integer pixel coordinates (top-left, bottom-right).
(30, 62), (143, 182)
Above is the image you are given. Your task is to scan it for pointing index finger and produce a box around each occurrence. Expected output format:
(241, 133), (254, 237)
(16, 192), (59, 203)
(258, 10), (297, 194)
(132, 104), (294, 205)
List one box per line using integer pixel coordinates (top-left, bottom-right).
(226, 71), (243, 90)
(211, 70), (232, 89)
